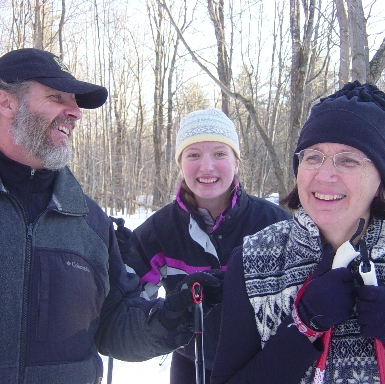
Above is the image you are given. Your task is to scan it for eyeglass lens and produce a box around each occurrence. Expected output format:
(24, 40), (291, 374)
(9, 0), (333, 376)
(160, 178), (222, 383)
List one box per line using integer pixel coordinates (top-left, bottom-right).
(297, 149), (368, 172)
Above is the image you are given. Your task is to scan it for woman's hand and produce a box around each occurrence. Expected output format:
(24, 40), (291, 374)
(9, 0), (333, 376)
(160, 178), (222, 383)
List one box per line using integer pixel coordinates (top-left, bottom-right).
(298, 268), (356, 330)
(297, 243), (356, 331)
(357, 285), (385, 343)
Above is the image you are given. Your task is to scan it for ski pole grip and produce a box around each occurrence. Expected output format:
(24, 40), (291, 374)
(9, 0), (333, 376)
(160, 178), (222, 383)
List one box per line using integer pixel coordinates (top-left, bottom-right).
(360, 261), (378, 286)
(192, 282), (203, 334)
(192, 282), (203, 305)
(332, 241), (360, 269)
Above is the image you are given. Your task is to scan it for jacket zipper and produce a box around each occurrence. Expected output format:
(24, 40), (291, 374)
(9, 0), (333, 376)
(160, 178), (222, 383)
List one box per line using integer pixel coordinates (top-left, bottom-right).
(18, 222), (33, 384)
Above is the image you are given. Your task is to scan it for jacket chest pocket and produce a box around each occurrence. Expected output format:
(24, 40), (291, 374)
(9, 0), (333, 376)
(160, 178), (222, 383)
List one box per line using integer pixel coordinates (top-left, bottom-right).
(35, 249), (105, 343)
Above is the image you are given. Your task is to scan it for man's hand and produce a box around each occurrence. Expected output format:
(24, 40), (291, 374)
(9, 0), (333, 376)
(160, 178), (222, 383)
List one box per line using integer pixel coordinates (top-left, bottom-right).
(159, 271), (224, 330)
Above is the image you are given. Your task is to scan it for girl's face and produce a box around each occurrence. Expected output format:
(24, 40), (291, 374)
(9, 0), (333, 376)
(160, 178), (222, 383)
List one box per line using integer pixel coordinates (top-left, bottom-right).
(179, 141), (239, 210)
(297, 142), (381, 243)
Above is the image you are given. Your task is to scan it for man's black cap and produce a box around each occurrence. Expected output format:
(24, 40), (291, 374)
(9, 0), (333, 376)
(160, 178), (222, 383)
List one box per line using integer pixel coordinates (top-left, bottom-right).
(0, 48), (108, 109)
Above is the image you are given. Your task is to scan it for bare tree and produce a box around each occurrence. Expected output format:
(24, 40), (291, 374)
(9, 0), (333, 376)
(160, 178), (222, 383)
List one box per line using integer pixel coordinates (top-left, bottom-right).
(334, 0), (385, 84)
(335, 0), (350, 86)
(287, 0), (316, 187)
(58, 0), (66, 57)
(33, 0), (43, 48)
(207, 0), (231, 115)
(347, 0), (369, 81)
(158, 0), (288, 197)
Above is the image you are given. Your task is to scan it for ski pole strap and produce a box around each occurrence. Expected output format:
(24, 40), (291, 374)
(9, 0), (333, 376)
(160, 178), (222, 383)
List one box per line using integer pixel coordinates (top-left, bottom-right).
(294, 275), (385, 383)
(292, 276), (326, 339)
(312, 329), (332, 384)
(375, 340), (385, 383)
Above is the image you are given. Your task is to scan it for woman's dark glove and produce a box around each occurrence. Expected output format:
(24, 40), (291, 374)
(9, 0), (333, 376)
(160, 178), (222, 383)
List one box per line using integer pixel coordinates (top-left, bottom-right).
(159, 271), (223, 330)
(109, 216), (133, 263)
(357, 285), (385, 343)
(297, 243), (355, 331)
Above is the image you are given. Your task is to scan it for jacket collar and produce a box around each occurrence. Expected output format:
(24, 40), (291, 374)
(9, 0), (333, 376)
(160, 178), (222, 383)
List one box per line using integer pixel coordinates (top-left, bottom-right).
(0, 151), (88, 215)
(175, 178), (246, 233)
(50, 166), (89, 215)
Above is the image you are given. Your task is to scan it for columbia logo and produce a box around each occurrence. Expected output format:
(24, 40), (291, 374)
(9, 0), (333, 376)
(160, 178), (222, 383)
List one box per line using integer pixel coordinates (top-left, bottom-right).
(66, 261), (91, 273)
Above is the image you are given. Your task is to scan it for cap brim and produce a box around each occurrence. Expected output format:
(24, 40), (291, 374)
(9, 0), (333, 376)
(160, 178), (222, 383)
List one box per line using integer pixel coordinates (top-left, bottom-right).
(34, 77), (108, 109)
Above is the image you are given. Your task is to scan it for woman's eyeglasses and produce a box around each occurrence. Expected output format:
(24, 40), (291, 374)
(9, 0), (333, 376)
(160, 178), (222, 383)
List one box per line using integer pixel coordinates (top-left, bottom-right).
(296, 149), (372, 172)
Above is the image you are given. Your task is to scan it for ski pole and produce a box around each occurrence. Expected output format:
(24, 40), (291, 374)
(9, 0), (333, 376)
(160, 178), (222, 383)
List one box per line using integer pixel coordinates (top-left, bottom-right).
(305, 221), (363, 384)
(331, 219), (385, 383)
(357, 239), (385, 383)
(331, 218), (364, 269)
(106, 356), (113, 384)
(192, 282), (205, 384)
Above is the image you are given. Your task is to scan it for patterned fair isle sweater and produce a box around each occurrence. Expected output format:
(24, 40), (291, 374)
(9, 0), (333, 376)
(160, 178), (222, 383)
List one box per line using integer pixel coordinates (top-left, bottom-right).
(243, 207), (385, 383)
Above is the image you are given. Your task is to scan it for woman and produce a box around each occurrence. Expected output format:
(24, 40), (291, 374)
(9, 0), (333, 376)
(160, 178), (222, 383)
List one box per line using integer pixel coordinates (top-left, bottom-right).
(211, 81), (385, 384)
(119, 107), (290, 383)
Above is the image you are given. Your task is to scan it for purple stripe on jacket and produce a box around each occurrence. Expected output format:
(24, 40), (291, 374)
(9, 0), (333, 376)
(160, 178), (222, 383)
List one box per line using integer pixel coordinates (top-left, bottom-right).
(141, 252), (226, 285)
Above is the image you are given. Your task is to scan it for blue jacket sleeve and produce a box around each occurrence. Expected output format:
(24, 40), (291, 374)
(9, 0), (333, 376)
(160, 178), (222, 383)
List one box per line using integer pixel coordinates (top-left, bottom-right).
(211, 246), (323, 384)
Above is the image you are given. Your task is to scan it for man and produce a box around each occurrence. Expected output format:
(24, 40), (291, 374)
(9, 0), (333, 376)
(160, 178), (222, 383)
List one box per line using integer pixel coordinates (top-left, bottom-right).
(0, 48), (222, 384)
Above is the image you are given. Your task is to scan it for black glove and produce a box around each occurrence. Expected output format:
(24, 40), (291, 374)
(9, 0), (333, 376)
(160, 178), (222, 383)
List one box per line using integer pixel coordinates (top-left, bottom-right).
(175, 269), (225, 310)
(159, 271), (223, 330)
(357, 285), (385, 343)
(297, 243), (356, 331)
(109, 216), (133, 263)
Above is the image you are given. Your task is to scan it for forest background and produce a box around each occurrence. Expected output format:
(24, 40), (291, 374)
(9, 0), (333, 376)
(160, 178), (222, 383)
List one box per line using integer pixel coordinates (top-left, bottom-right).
(1, 0), (385, 215)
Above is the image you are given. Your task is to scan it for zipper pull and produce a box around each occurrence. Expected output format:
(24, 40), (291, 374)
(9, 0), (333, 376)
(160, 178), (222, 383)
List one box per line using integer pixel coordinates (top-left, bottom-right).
(27, 223), (33, 238)
(30, 169), (35, 179)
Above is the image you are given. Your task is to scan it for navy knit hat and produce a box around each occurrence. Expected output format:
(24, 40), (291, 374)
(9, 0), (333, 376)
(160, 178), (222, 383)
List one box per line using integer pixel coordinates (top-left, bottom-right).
(0, 48), (108, 109)
(293, 81), (385, 182)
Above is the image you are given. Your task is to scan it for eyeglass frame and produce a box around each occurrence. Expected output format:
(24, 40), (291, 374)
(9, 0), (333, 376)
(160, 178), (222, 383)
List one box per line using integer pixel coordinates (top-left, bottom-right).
(295, 148), (373, 172)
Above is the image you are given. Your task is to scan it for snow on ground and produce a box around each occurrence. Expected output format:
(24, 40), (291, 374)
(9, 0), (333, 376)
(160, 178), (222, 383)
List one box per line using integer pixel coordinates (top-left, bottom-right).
(101, 354), (172, 384)
(101, 209), (172, 384)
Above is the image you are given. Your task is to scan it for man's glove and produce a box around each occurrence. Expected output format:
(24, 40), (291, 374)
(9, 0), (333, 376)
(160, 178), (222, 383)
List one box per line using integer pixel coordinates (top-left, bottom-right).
(159, 271), (224, 330)
(175, 269), (225, 310)
(109, 216), (132, 263)
(357, 285), (385, 343)
(297, 243), (356, 331)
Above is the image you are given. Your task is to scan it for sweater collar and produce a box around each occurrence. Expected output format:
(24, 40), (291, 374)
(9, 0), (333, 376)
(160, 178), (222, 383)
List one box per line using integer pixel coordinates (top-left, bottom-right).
(294, 207), (385, 262)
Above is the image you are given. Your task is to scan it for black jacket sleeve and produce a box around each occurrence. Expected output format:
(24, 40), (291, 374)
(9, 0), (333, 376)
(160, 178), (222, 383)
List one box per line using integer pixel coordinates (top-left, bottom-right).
(211, 246), (323, 384)
(94, 223), (192, 362)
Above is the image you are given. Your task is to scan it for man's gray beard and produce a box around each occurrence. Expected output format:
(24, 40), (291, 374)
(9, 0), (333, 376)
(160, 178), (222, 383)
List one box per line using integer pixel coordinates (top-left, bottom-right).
(9, 98), (73, 170)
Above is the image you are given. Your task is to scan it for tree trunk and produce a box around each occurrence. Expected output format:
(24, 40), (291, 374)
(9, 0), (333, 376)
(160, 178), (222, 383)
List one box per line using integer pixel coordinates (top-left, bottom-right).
(347, 0), (369, 82)
(58, 0), (66, 58)
(150, 1), (165, 208)
(287, 0), (315, 188)
(207, 0), (230, 115)
(335, 0), (350, 86)
(369, 36), (385, 83)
